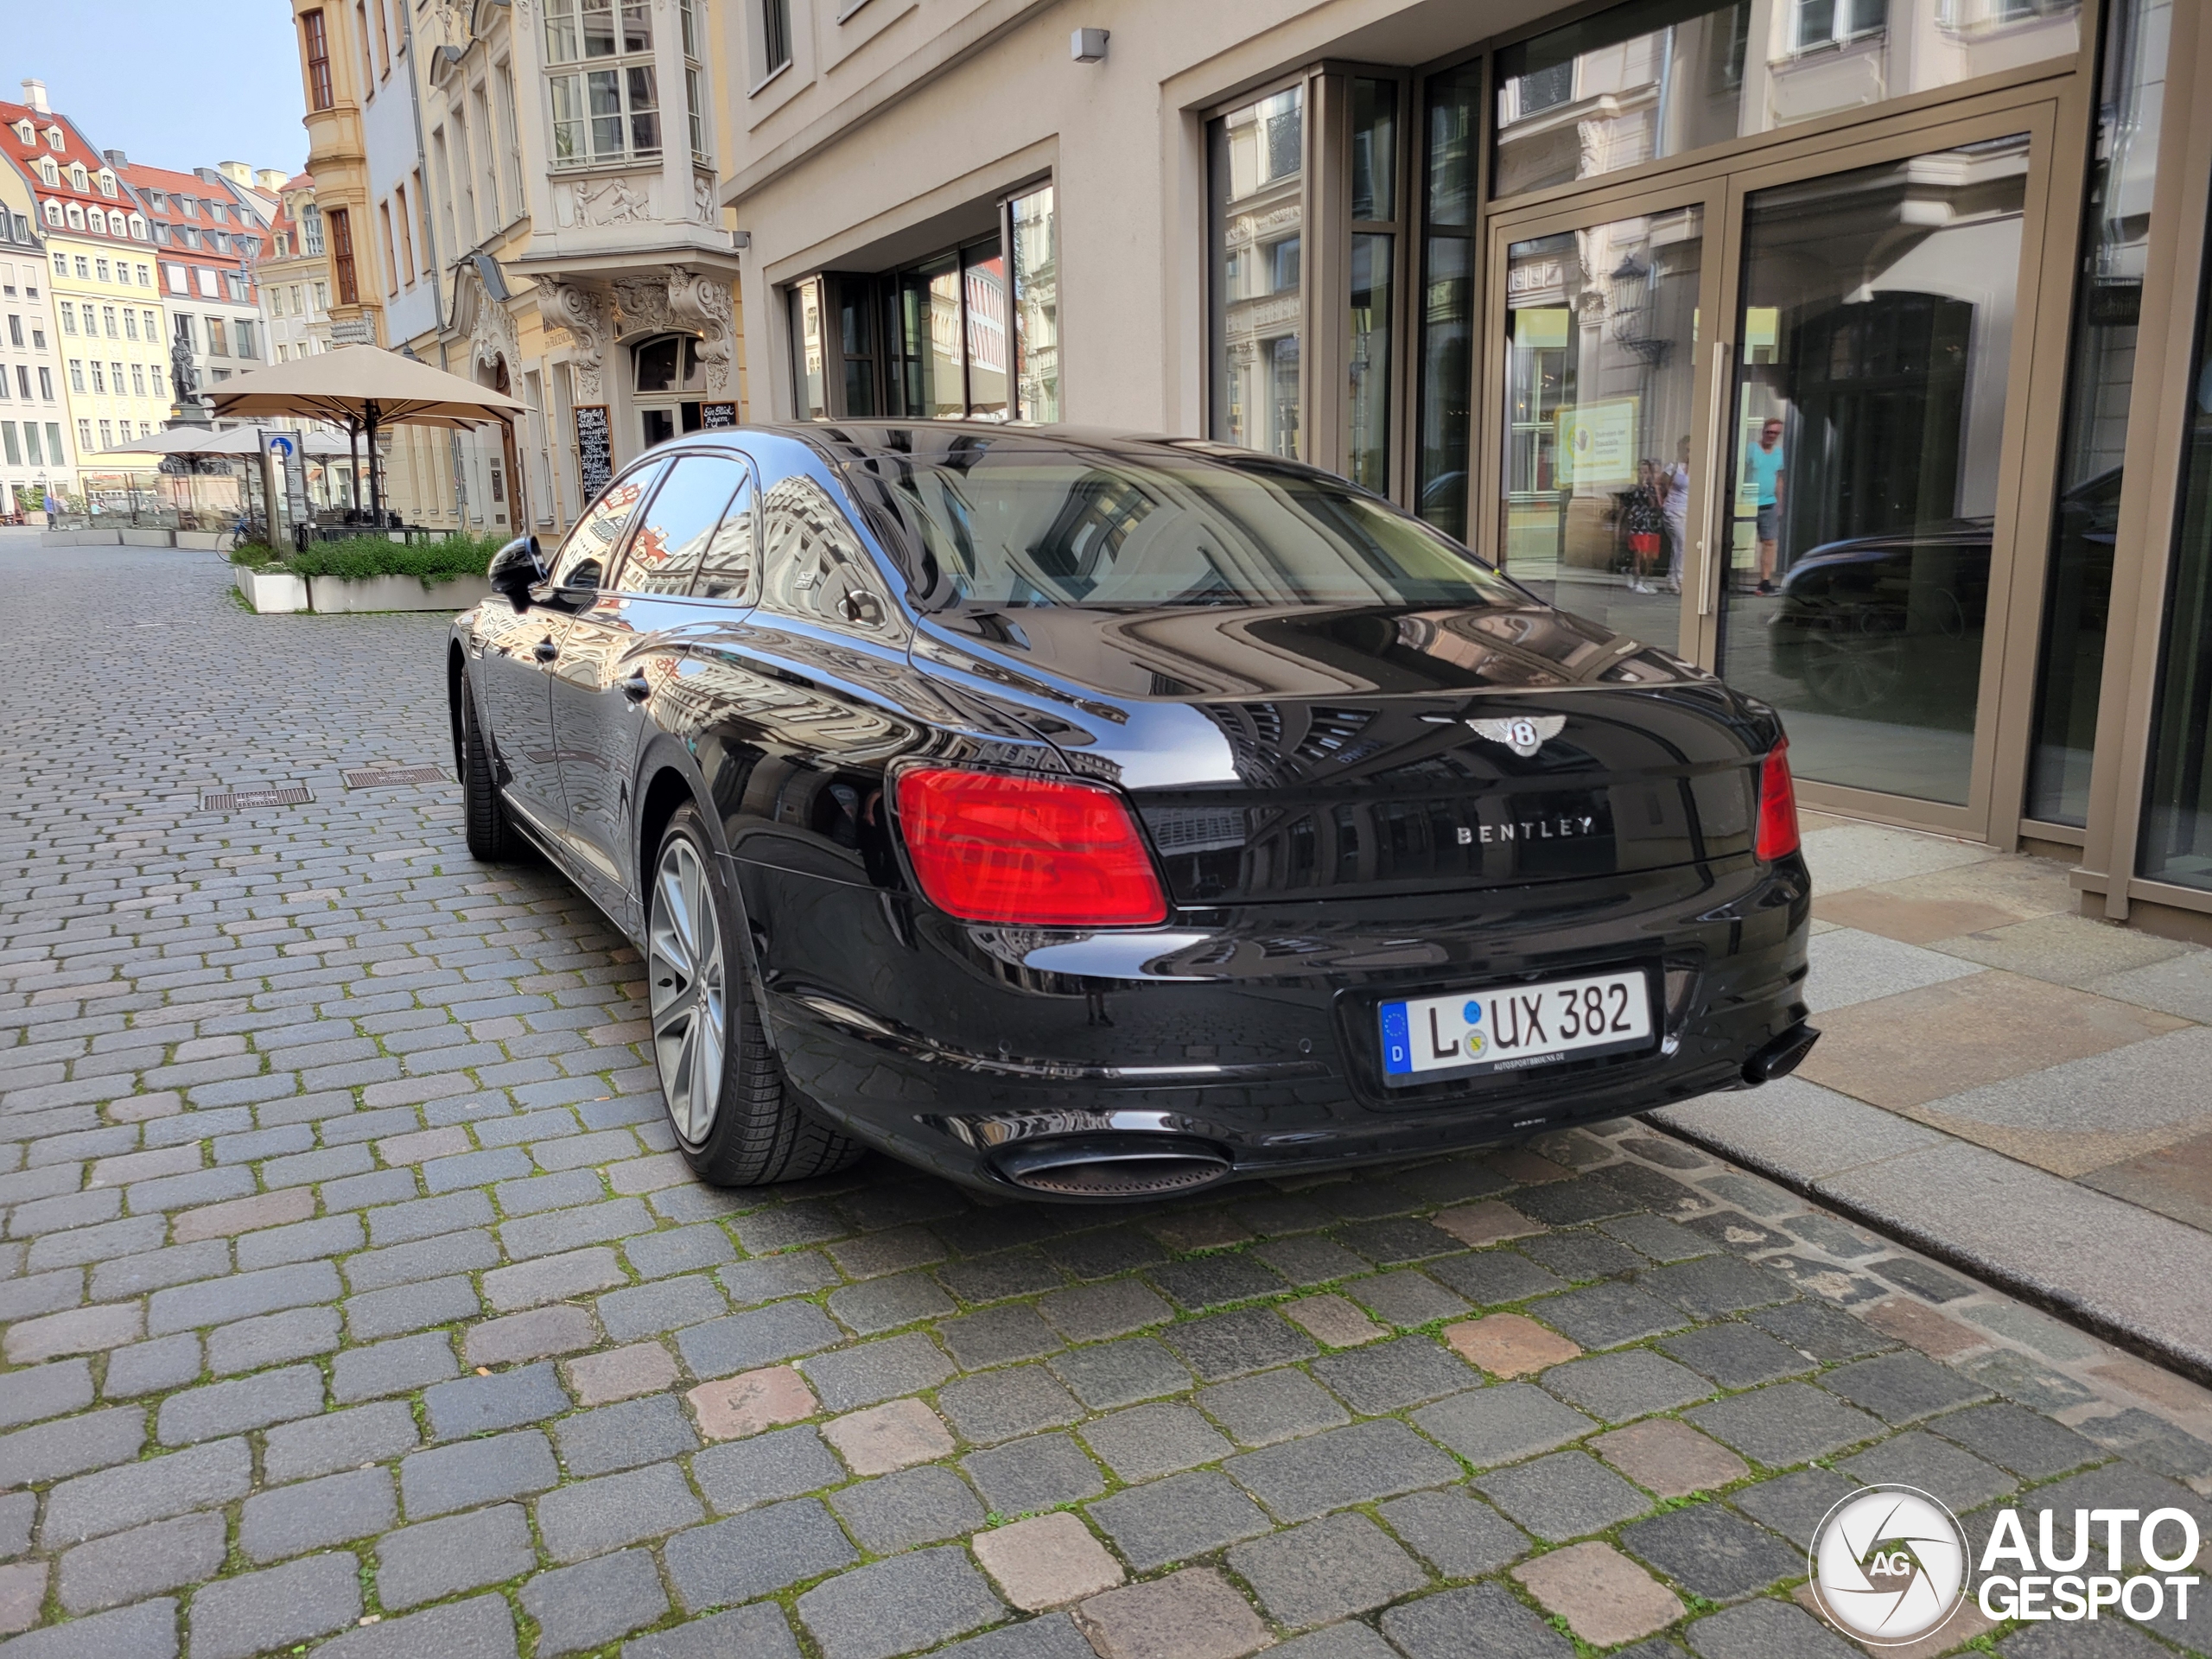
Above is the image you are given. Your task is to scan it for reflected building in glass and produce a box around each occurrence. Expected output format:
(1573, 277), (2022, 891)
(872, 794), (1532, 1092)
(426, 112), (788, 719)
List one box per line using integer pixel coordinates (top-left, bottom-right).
(728, 0), (2212, 944)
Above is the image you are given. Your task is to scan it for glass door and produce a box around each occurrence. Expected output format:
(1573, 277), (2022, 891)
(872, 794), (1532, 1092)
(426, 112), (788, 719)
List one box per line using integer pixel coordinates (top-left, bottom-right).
(1708, 118), (2052, 826)
(1484, 187), (1726, 658)
(1484, 104), (2060, 837)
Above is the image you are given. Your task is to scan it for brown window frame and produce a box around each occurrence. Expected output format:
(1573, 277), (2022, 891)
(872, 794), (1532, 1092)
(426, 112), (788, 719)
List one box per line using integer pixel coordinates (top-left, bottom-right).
(327, 207), (359, 305)
(302, 10), (334, 111)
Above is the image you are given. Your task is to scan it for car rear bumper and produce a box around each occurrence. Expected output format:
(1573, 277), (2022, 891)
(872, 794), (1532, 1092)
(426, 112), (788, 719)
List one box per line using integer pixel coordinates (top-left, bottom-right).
(735, 853), (1812, 1198)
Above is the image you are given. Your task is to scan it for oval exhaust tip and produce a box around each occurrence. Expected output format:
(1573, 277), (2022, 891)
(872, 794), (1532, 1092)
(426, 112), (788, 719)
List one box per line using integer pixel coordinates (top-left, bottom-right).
(1745, 1023), (1820, 1084)
(995, 1135), (1233, 1199)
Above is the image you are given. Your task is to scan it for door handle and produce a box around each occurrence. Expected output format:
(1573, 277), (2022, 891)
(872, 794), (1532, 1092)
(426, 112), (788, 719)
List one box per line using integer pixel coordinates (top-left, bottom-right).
(620, 673), (652, 703)
(1699, 340), (1733, 620)
(532, 637), (559, 663)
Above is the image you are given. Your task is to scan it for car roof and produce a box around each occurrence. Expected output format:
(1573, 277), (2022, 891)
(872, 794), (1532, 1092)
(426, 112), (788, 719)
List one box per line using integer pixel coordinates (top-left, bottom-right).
(734, 421), (1351, 484)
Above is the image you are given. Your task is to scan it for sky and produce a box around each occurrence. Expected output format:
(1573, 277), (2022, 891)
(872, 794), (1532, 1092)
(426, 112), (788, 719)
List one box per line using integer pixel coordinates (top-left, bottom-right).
(3, 1), (308, 175)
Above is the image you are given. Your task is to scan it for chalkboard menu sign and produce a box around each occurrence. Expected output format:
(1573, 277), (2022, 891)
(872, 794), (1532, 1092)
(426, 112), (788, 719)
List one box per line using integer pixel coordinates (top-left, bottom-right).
(701, 402), (738, 429)
(574, 404), (613, 500)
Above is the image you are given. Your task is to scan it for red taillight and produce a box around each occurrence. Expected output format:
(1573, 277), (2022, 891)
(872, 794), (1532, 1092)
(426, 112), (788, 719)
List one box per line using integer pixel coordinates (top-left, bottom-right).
(893, 768), (1169, 926)
(1756, 740), (1801, 861)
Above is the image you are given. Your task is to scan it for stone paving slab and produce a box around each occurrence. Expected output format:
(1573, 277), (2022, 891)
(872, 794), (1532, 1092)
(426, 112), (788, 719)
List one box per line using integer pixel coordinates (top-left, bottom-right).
(3, 549), (2212, 1659)
(1662, 817), (2212, 1386)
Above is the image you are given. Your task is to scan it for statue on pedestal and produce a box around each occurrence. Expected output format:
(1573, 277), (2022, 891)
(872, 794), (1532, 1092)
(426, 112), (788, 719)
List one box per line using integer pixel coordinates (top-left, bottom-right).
(169, 333), (207, 426)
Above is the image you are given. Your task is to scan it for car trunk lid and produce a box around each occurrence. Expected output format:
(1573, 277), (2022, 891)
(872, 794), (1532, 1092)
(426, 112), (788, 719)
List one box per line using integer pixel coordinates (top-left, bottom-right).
(911, 601), (1773, 905)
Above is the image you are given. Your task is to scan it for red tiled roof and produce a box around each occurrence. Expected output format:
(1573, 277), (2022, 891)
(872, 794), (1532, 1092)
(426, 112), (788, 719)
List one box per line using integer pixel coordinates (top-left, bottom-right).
(0, 99), (145, 249)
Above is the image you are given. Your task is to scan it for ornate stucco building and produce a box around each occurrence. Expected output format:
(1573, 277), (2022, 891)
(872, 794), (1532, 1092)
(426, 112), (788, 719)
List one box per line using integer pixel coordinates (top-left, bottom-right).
(399, 0), (742, 540)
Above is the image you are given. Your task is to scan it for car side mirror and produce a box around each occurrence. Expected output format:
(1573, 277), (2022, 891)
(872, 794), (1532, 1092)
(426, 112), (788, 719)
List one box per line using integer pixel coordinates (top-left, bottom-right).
(487, 535), (544, 611)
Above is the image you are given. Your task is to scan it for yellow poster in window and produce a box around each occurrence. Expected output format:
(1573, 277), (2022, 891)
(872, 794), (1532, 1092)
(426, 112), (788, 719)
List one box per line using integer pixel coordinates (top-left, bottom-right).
(1555, 397), (1638, 486)
(1514, 308), (1570, 349)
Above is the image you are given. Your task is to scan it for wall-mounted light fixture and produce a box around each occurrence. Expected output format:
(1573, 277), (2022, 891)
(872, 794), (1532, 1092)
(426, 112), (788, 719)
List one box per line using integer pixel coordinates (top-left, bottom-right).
(1071, 28), (1109, 63)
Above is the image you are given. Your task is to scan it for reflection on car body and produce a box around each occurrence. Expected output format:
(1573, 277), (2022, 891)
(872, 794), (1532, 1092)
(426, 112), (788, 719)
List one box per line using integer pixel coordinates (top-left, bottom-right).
(450, 423), (1816, 1200)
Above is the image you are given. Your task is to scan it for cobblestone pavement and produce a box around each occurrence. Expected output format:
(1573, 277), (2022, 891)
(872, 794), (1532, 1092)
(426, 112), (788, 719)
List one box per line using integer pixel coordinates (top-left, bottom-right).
(2, 543), (2209, 1659)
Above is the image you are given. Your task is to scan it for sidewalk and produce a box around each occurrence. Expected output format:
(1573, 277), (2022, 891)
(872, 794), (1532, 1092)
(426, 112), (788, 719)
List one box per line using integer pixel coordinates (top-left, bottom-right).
(1655, 812), (2212, 1380)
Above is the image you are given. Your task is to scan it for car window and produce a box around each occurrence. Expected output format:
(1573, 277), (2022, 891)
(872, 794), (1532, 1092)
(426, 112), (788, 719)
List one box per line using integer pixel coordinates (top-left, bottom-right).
(691, 470), (758, 603)
(613, 455), (746, 596)
(757, 474), (897, 631)
(849, 440), (1521, 610)
(548, 460), (666, 594)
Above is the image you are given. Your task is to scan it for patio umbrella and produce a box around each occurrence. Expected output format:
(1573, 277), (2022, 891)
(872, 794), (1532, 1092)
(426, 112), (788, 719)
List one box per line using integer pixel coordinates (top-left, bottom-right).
(94, 425), (352, 458)
(204, 346), (524, 519)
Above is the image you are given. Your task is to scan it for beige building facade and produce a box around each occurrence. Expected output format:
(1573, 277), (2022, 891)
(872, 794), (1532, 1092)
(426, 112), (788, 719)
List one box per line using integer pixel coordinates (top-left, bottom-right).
(276, 0), (743, 540)
(391, 0), (742, 543)
(710, 0), (2212, 943)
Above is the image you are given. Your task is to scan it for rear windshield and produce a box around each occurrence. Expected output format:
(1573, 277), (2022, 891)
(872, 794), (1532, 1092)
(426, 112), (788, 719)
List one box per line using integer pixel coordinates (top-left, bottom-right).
(846, 443), (1521, 609)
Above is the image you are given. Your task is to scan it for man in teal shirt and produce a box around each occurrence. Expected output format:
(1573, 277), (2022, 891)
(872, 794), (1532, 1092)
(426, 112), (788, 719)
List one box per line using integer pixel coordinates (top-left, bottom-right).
(1746, 417), (1785, 594)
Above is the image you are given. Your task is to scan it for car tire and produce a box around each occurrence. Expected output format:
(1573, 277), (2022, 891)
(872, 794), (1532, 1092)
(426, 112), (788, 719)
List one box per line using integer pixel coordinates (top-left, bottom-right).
(459, 669), (527, 863)
(648, 803), (862, 1187)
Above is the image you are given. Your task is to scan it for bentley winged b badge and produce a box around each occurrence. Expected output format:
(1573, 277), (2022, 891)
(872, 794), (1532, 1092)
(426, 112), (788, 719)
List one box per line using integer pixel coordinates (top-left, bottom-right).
(1466, 715), (1567, 758)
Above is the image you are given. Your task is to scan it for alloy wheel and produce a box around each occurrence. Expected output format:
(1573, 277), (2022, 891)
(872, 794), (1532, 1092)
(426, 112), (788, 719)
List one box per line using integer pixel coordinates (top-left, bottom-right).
(1802, 607), (1905, 712)
(648, 836), (727, 1147)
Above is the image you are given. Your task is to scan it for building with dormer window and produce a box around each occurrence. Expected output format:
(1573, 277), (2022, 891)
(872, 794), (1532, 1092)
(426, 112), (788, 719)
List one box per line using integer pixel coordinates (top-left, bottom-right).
(0, 124), (77, 517)
(1, 79), (162, 490)
(119, 157), (275, 418)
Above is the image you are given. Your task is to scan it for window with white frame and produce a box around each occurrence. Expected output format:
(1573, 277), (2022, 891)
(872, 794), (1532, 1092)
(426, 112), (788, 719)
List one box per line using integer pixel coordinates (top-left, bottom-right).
(681, 0), (707, 159)
(543, 0), (663, 168)
(1793, 0), (1887, 49)
(760, 0), (792, 78)
(37, 158), (57, 187)
(302, 202), (324, 255)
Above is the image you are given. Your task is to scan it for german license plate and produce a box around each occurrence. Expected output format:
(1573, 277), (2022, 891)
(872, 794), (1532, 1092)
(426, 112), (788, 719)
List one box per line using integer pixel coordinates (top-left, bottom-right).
(1377, 969), (1653, 1086)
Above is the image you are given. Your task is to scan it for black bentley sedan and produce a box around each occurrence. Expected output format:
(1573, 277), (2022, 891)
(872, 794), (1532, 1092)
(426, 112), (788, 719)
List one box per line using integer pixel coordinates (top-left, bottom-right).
(449, 424), (1815, 1200)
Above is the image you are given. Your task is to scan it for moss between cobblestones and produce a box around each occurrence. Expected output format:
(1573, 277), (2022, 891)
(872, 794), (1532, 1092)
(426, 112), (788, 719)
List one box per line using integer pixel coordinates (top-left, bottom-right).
(5, 616), (2205, 1659)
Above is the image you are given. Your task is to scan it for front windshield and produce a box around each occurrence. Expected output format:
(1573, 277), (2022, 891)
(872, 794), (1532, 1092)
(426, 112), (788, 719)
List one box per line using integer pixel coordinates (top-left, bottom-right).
(848, 442), (1522, 609)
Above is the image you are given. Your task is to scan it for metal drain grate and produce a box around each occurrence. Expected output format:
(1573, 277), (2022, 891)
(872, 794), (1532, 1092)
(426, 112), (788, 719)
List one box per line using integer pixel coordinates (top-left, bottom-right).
(341, 766), (446, 789)
(200, 785), (314, 812)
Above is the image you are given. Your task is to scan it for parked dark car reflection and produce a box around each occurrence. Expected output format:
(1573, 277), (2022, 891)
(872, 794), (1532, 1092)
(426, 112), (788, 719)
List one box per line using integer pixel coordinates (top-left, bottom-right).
(450, 424), (1815, 1199)
(1766, 468), (2121, 713)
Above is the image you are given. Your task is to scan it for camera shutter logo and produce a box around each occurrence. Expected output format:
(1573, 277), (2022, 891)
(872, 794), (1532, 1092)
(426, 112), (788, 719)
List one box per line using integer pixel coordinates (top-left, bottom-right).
(1467, 715), (1566, 758)
(1810, 1484), (1971, 1645)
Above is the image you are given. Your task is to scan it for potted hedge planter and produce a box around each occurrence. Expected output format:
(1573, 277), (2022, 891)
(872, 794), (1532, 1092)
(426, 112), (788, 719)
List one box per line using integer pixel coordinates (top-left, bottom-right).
(233, 535), (501, 614)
